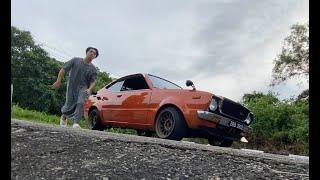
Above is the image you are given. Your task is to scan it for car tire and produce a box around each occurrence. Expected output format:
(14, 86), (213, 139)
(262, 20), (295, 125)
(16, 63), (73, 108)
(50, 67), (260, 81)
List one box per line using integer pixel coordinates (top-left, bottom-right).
(88, 109), (104, 131)
(136, 130), (153, 137)
(208, 137), (233, 147)
(155, 107), (186, 141)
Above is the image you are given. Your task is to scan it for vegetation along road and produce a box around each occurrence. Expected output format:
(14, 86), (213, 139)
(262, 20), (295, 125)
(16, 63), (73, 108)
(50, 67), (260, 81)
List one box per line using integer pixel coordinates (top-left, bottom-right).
(11, 119), (309, 179)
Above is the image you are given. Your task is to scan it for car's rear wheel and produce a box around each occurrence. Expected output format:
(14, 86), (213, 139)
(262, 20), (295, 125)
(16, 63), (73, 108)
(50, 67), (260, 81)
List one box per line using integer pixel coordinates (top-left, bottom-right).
(208, 137), (233, 147)
(155, 107), (186, 141)
(88, 109), (104, 131)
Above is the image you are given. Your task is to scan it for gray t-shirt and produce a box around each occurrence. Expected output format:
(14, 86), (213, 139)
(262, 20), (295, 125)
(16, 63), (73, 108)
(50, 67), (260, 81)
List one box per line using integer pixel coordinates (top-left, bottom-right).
(61, 57), (97, 115)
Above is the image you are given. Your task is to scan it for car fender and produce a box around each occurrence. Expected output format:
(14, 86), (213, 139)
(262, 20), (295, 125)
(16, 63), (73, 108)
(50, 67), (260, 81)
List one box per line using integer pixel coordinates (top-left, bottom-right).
(153, 96), (190, 127)
(87, 101), (105, 121)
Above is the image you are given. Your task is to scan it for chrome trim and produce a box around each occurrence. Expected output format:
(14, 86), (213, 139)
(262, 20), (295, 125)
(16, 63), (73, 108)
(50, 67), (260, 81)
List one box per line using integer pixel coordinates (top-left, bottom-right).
(197, 110), (252, 133)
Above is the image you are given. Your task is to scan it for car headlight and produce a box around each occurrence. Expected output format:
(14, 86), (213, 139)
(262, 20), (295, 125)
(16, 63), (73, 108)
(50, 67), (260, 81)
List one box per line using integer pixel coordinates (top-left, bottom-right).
(244, 113), (253, 125)
(209, 98), (218, 112)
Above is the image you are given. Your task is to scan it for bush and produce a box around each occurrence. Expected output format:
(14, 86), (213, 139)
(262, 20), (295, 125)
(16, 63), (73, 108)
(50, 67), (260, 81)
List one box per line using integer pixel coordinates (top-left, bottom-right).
(241, 91), (309, 155)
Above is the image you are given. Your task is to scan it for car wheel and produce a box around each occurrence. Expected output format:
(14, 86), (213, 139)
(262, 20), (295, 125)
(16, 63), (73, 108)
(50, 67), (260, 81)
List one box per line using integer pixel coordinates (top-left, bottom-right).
(136, 130), (153, 137)
(155, 107), (186, 141)
(208, 137), (233, 147)
(88, 109), (104, 131)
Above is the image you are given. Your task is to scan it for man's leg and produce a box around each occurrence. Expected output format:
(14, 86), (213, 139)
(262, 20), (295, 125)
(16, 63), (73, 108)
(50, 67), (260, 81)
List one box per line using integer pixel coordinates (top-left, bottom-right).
(71, 102), (84, 128)
(71, 90), (87, 128)
(60, 114), (67, 127)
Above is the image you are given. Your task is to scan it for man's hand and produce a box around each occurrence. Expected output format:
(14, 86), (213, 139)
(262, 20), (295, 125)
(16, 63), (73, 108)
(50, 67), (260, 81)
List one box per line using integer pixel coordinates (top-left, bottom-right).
(49, 69), (65, 90)
(85, 88), (93, 96)
(86, 81), (95, 97)
(49, 81), (62, 90)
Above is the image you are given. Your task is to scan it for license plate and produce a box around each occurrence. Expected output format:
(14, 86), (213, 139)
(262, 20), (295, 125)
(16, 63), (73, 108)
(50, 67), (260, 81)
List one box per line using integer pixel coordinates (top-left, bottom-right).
(229, 121), (244, 130)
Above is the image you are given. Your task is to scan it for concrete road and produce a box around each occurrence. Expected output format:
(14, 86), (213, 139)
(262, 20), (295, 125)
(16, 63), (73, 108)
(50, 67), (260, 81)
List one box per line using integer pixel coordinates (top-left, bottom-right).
(11, 119), (309, 179)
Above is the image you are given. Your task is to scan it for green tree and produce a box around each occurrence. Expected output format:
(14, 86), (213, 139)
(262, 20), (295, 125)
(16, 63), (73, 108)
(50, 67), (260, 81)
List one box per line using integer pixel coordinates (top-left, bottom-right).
(296, 89), (309, 101)
(242, 91), (267, 104)
(11, 26), (113, 115)
(271, 22), (309, 86)
(11, 26), (65, 114)
(94, 68), (113, 92)
(241, 92), (309, 155)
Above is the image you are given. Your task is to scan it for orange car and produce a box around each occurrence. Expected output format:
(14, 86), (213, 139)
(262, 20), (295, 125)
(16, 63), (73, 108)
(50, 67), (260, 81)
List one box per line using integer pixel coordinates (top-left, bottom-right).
(84, 73), (253, 147)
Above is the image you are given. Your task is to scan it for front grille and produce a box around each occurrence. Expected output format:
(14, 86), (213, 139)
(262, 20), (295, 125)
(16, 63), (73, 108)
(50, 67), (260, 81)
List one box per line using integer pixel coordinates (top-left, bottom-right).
(220, 98), (250, 121)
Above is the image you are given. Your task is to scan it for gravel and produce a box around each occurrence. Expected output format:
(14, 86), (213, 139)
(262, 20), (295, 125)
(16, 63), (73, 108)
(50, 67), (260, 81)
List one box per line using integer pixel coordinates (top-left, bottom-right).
(11, 119), (309, 179)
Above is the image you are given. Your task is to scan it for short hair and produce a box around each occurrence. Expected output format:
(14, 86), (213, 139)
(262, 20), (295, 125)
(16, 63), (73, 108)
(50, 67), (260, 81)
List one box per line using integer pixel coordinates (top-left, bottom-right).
(86, 47), (99, 57)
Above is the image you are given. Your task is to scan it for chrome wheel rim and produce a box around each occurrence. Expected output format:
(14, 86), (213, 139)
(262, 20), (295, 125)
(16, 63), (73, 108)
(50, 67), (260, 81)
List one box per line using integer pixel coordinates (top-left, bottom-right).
(89, 112), (97, 129)
(156, 111), (175, 138)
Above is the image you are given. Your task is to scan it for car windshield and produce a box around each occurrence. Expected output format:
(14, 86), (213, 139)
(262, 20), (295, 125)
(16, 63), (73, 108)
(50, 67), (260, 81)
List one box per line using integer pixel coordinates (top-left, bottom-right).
(106, 80), (125, 92)
(148, 74), (182, 89)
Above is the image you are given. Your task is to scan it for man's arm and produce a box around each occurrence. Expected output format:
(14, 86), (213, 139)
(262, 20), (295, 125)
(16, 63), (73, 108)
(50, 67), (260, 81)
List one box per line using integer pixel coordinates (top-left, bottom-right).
(85, 81), (95, 96)
(49, 68), (66, 90)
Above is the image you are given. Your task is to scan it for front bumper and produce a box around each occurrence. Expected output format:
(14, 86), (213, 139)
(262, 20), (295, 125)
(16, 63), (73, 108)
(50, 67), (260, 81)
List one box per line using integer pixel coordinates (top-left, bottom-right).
(197, 110), (252, 133)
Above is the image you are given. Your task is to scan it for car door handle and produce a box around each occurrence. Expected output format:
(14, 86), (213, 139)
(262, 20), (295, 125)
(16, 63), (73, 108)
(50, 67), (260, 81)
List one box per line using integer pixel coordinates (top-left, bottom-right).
(117, 94), (122, 97)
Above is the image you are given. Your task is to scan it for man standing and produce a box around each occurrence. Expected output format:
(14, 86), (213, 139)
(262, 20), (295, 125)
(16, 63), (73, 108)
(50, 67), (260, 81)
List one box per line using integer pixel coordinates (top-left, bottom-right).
(50, 47), (98, 128)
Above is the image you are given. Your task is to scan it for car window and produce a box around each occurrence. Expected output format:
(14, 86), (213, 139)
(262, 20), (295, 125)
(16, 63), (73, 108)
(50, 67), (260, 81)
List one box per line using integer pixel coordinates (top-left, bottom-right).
(148, 75), (182, 89)
(107, 80), (125, 92)
(121, 75), (149, 91)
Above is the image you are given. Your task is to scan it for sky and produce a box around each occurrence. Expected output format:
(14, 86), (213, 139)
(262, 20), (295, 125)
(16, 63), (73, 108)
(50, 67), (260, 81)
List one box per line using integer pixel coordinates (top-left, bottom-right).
(11, 0), (309, 101)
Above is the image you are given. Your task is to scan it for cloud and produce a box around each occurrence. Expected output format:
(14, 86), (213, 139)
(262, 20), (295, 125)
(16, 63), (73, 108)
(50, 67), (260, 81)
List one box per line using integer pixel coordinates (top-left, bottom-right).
(11, 0), (309, 101)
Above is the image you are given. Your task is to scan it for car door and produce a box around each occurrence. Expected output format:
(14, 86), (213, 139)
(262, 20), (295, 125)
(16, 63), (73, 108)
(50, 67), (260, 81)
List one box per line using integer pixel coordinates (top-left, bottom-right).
(99, 80), (125, 125)
(112, 75), (152, 128)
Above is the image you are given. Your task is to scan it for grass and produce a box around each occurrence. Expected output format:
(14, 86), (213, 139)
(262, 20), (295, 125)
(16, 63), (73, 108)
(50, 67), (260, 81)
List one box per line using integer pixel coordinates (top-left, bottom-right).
(11, 104), (135, 133)
(12, 105), (61, 125)
(11, 104), (94, 128)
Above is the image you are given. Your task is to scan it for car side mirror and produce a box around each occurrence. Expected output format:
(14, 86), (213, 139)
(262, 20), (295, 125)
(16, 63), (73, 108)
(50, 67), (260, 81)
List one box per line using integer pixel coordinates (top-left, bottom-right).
(186, 80), (196, 90)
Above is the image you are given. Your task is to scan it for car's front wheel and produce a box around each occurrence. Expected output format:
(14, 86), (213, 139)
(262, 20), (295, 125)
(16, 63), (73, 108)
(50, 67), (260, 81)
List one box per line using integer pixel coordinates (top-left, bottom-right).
(88, 109), (104, 131)
(155, 107), (186, 141)
(208, 137), (233, 147)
